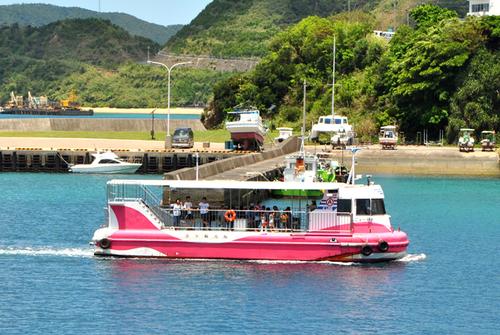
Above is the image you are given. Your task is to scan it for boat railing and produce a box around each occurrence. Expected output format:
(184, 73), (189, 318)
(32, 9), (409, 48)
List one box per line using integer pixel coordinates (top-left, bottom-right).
(155, 208), (352, 233)
(308, 211), (352, 232)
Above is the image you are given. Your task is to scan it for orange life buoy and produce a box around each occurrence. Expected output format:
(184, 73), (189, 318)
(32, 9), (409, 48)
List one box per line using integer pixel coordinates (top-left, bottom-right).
(224, 209), (236, 222)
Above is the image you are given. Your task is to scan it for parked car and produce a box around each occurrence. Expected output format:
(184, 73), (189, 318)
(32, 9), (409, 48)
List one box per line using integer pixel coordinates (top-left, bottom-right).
(172, 127), (194, 148)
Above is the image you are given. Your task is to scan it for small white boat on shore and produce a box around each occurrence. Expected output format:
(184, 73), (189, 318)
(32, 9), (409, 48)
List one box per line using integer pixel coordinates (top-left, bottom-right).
(69, 151), (141, 174)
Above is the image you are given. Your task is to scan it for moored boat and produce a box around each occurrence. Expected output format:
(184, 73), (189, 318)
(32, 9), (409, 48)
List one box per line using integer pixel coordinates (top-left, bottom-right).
(70, 151), (141, 174)
(91, 178), (409, 263)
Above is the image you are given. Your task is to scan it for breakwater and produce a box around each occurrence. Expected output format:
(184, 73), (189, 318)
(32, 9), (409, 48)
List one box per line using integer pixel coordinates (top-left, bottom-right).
(0, 118), (206, 132)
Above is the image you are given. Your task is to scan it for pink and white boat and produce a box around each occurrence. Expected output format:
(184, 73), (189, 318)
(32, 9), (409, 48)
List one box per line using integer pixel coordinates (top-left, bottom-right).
(91, 178), (409, 263)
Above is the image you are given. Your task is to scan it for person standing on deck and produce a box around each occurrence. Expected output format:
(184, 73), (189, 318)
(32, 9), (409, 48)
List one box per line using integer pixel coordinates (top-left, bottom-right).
(199, 197), (210, 229)
(171, 198), (182, 227)
(183, 196), (193, 227)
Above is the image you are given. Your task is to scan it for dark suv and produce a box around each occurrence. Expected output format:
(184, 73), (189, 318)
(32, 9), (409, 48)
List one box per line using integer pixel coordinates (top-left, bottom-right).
(172, 127), (194, 148)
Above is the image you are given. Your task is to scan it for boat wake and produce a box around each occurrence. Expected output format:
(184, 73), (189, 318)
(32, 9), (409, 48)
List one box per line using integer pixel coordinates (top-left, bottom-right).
(395, 253), (427, 263)
(0, 246), (94, 258)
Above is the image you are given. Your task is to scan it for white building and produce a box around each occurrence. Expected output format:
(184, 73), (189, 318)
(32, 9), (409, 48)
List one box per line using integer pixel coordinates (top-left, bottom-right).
(468, 0), (500, 16)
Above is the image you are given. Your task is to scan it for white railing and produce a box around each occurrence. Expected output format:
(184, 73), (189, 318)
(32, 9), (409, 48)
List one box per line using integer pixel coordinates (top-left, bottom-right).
(308, 211), (352, 232)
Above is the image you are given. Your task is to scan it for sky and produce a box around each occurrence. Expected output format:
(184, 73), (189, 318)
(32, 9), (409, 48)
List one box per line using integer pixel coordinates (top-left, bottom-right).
(0, 0), (213, 25)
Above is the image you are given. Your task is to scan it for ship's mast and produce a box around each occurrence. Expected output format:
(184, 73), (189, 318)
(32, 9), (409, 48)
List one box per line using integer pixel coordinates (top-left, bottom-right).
(331, 35), (336, 118)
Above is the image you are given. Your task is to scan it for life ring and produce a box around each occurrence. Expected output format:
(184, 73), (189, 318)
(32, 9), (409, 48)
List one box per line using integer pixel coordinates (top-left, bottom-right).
(361, 245), (373, 256)
(99, 238), (111, 249)
(378, 240), (389, 252)
(224, 209), (236, 222)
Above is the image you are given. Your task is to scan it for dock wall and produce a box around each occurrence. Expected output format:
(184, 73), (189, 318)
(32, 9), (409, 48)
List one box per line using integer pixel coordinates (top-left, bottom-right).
(324, 147), (500, 177)
(0, 149), (239, 174)
(0, 119), (206, 132)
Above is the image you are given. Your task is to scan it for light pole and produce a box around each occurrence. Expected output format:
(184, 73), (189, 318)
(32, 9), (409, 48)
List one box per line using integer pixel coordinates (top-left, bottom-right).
(150, 108), (156, 140)
(147, 60), (192, 148)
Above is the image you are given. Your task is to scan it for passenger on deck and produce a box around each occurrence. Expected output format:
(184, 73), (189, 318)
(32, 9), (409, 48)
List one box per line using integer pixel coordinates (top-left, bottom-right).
(199, 197), (210, 229)
(260, 208), (268, 232)
(183, 196), (193, 227)
(171, 198), (182, 227)
(254, 204), (261, 229)
(280, 208), (290, 231)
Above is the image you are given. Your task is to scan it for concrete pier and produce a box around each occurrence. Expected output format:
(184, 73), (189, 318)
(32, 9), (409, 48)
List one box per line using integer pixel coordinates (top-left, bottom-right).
(164, 137), (301, 181)
(318, 145), (500, 177)
(0, 148), (243, 173)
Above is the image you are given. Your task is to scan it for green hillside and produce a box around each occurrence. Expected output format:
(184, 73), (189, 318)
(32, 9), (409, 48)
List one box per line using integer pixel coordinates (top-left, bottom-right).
(206, 5), (499, 143)
(165, 0), (376, 57)
(165, 0), (468, 57)
(0, 3), (182, 44)
(0, 18), (227, 108)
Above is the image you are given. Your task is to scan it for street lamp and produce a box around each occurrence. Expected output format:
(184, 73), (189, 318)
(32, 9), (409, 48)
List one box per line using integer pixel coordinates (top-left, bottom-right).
(147, 60), (192, 148)
(150, 108), (156, 140)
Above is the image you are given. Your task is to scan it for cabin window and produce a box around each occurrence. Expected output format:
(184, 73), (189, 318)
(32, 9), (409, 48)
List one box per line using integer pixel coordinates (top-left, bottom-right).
(99, 159), (119, 164)
(356, 199), (386, 215)
(356, 199), (371, 215)
(337, 199), (352, 213)
(325, 118), (331, 124)
(371, 199), (386, 215)
(472, 3), (489, 12)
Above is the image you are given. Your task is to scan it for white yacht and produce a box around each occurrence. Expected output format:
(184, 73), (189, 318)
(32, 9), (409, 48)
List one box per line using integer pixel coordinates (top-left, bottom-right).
(69, 151), (142, 174)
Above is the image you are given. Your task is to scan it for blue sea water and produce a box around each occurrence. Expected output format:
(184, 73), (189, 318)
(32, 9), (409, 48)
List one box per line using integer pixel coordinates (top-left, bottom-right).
(0, 113), (200, 120)
(0, 173), (498, 334)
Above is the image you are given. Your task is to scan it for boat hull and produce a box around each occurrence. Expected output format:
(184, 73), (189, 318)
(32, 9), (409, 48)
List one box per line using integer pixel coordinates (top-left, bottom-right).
(93, 228), (409, 263)
(70, 163), (141, 174)
(229, 131), (265, 145)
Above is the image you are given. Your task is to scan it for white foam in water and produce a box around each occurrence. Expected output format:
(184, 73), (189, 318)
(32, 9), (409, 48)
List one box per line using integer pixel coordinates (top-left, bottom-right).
(0, 246), (94, 258)
(396, 253), (427, 263)
(249, 260), (357, 266)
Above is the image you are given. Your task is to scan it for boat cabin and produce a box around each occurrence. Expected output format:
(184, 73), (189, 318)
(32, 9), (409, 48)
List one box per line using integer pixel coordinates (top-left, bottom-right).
(275, 127), (293, 143)
(318, 115), (348, 126)
(106, 179), (389, 233)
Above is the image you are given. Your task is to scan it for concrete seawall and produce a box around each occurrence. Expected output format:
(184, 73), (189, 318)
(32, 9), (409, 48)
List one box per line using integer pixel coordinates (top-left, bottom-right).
(322, 146), (499, 177)
(0, 118), (206, 132)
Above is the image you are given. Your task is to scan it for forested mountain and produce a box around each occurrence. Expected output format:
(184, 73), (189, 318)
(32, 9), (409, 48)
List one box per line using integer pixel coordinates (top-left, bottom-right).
(165, 0), (468, 57)
(0, 3), (182, 44)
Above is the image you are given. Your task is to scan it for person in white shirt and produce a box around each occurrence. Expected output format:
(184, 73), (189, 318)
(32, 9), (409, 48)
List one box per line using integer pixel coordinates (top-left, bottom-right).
(183, 196), (193, 227)
(199, 197), (210, 229)
(171, 198), (182, 227)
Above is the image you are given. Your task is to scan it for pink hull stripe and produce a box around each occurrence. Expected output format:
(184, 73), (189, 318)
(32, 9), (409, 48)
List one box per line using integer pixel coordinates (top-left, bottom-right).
(111, 205), (159, 230)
